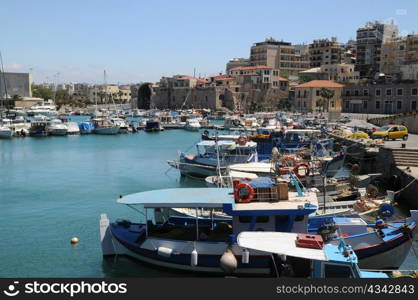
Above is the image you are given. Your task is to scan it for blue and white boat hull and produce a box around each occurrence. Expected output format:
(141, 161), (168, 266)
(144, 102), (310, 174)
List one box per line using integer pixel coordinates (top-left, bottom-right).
(100, 215), (272, 275)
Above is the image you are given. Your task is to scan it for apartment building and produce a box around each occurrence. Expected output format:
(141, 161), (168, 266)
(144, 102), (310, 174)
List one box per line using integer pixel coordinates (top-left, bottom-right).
(299, 63), (360, 83)
(380, 37), (407, 77)
(72, 83), (90, 101)
(249, 38), (309, 76)
(405, 34), (418, 65)
(309, 37), (343, 67)
(355, 21), (398, 78)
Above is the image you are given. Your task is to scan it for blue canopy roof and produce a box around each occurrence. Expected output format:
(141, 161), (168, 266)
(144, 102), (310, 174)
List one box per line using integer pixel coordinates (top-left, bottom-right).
(117, 188), (233, 208)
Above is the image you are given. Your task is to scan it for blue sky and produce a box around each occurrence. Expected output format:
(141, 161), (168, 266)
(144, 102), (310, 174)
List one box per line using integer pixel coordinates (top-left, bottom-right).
(1, 0), (418, 84)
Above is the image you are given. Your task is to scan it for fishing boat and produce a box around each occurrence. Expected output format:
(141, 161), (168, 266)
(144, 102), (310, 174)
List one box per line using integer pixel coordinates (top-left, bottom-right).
(0, 124), (12, 139)
(166, 173), (417, 270)
(309, 212), (417, 269)
(8, 117), (30, 137)
(223, 116), (243, 130)
(66, 122), (80, 135)
(237, 232), (387, 278)
(168, 138), (258, 178)
(184, 119), (201, 131)
(100, 179), (319, 275)
(92, 118), (120, 135)
(27, 104), (58, 117)
(29, 121), (49, 137)
(46, 119), (68, 136)
(201, 131), (242, 141)
(145, 120), (164, 132)
(79, 121), (94, 134)
(100, 176), (406, 276)
(111, 117), (130, 134)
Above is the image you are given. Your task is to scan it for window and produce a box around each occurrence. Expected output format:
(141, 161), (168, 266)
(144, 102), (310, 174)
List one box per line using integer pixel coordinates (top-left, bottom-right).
(397, 101), (402, 109)
(363, 89), (369, 96)
(316, 90), (320, 96)
(386, 88), (392, 96)
(412, 101), (417, 110)
(345, 90), (350, 96)
(397, 88), (403, 96)
(412, 88), (418, 96)
(376, 101), (380, 109)
(363, 101), (367, 109)
(345, 101), (349, 109)
(354, 90), (359, 96)
(235, 87), (239, 92)
(376, 89), (381, 96)
(295, 215), (305, 222)
(238, 216), (269, 223)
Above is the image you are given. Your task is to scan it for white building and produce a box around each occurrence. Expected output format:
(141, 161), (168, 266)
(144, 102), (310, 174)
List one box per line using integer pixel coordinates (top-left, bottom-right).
(0, 72), (32, 98)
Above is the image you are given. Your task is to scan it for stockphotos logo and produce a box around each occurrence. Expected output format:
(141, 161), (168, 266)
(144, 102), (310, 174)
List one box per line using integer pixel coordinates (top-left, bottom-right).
(2, 280), (127, 297)
(3, 281), (20, 297)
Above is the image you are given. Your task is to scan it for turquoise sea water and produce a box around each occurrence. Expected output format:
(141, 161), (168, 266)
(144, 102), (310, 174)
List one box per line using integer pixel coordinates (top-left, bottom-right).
(0, 122), (417, 277)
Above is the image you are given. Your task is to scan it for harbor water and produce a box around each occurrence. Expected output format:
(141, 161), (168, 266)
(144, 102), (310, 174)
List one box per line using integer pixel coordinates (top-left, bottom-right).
(0, 124), (417, 277)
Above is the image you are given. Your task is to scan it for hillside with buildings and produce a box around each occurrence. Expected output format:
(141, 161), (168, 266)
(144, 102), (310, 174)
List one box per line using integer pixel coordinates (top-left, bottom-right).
(2, 20), (418, 115)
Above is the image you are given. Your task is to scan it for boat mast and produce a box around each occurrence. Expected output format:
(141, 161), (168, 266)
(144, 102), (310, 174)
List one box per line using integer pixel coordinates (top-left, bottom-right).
(103, 70), (107, 109)
(0, 51), (9, 114)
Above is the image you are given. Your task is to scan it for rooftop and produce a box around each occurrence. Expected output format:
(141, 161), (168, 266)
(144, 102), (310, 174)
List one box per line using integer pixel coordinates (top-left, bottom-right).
(212, 74), (235, 81)
(230, 65), (272, 71)
(295, 80), (344, 88)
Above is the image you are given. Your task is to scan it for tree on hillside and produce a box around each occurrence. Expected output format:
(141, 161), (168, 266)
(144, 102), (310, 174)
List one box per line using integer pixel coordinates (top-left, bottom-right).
(32, 86), (54, 101)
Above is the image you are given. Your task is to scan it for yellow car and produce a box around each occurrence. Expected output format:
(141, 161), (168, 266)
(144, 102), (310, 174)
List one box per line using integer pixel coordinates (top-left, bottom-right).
(372, 125), (408, 141)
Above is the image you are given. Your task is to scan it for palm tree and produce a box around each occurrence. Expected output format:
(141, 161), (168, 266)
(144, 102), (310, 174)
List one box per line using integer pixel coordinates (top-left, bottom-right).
(319, 88), (335, 112)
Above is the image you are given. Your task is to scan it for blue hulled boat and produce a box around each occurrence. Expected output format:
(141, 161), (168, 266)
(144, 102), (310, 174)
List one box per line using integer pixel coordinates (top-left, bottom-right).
(99, 177), (406, 276)
(168, 139), (258, 178)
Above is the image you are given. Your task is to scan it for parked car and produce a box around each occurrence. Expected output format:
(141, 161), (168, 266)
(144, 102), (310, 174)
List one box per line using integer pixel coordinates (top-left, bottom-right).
(371, 125), (408, 141)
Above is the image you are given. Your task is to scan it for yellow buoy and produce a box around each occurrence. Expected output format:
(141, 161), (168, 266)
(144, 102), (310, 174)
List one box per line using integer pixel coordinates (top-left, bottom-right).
(70, 237), (79, 244)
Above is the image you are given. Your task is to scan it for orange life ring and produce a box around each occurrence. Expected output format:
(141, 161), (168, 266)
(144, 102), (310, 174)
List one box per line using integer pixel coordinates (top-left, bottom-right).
(234, 183), (255, 203)
(293, 162), (310, 178)
(237, 136), (247, 146)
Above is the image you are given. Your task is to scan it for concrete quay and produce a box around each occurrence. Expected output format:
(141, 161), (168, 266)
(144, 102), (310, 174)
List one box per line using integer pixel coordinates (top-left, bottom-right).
(331, 132), (418, 209)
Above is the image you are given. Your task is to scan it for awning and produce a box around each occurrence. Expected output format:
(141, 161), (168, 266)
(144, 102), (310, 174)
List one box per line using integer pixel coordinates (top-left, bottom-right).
(117, 188), (233, 208)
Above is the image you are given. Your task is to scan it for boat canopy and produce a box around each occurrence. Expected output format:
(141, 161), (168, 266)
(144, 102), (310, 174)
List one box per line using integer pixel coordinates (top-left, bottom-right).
(197, 140), (257, 149)
(238, 232), (327, 261)
(237, 232), (356, 262)
(118, 188), (233, 208)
